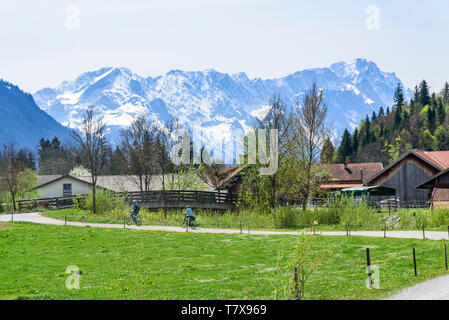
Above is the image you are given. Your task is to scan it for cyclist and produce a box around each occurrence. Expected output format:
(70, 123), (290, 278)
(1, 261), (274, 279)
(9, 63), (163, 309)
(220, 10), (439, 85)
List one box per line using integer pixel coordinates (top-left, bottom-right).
(184, 205), (196, 225)
(130, 202), (141, 223)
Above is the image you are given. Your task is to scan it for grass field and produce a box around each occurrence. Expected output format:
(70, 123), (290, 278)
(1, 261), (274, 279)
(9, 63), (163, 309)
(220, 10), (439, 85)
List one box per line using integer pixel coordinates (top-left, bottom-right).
(1, 221), (449, 300)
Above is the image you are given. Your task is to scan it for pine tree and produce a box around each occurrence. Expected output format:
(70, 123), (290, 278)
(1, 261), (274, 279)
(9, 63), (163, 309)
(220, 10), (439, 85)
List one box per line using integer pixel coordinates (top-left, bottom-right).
(337, 129), (352, 163)
(437, 99), (445, 125)
(419, 80), (431, 106)
(393, 84), (404, 128)
(386, 106), (390, 114)
(320, 137), (335, 164)
(427, 106), (436, 134)
(435, 126), (449, 150)
(360, 116), (372, 148)
(441, 82), (449, 105)
(394, 105), (402, 128)
(352, 128), (359, 152)
(371, 111), (377, 121)
(431, 93), (437, 107)
(378, 106), (385, 118)
(393, 83), (405, 110)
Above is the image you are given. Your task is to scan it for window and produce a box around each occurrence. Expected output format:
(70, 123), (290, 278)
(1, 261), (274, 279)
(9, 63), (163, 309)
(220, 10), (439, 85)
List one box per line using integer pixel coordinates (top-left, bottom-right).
(63, 183), (72, 197)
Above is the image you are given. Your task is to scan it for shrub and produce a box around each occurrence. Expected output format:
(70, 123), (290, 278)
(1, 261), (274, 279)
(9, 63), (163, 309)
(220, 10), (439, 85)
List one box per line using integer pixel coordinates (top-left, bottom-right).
(273, 207), (299, 227)
(83, 189), (128, 216)
(326, 197), (383, 230)
(431, 209), (449, 227)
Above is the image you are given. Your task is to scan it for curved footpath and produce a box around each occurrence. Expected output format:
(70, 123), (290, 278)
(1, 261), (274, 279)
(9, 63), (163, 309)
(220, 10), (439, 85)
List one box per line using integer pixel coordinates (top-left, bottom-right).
(3, 212), (449, 300)
(1, 212), (449, 239)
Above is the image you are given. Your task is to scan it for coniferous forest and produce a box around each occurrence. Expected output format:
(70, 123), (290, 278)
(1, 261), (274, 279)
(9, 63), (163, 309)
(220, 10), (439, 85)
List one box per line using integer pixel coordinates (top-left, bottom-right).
(322, 81), (449, 165)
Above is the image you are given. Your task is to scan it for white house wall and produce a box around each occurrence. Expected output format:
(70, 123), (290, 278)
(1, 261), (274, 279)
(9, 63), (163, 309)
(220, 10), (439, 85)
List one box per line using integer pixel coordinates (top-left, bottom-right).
(38, 177), (91, 198)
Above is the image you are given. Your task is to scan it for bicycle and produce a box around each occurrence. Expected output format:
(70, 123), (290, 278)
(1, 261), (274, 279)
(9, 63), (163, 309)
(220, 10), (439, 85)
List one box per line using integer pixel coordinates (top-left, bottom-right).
(180, 216), (198, 228)
(126, 214), (142, 226)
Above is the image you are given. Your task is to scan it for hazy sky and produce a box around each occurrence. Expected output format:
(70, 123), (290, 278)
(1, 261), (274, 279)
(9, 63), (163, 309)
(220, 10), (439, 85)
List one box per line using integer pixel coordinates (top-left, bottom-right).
(1, 0), (449, 93)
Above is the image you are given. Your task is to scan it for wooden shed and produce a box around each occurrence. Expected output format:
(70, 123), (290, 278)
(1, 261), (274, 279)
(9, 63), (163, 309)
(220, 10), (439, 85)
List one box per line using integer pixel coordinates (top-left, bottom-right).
(416, 168), (449, 208)
(366, 150), (449, 203)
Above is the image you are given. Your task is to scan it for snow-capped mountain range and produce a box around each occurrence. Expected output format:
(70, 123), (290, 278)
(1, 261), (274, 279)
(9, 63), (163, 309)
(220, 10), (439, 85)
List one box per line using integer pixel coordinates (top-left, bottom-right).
(33, 58), (411, 150)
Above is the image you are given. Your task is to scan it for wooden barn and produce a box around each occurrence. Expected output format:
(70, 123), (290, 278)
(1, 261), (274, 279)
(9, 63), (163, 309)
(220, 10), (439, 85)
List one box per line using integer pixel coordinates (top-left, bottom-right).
(366, 150), (449, 203)
(417, 168), (449, 208)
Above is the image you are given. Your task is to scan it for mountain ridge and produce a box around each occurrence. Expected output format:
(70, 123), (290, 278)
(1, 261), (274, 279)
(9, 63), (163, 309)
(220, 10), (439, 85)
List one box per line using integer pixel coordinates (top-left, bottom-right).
(33, 58), (411, 147)
(0, 80), (73, 150)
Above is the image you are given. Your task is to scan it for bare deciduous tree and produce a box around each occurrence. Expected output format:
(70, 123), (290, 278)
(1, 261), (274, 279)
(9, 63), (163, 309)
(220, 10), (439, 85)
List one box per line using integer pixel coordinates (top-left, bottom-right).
(72, 107), (109, 214)
(120, 115), (159, 193)
(294, 83), (329, 210)
(257, 95), (292, 207)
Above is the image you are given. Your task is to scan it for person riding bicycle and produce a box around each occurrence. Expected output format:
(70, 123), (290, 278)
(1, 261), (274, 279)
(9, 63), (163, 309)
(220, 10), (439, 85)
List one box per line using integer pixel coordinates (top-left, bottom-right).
(185, 205), (196, 225)
(130, 202), (141, 223)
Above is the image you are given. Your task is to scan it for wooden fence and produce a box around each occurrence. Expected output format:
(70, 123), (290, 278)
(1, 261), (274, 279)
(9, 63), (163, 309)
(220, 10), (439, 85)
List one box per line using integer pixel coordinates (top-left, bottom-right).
(15, 190), (237, 211)
(17, 195), (87, 210)
(125, 190), (237, 210)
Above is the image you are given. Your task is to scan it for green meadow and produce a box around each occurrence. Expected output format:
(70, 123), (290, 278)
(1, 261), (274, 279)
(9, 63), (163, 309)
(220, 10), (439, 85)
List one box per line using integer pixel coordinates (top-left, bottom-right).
(1, 221), (449, 300)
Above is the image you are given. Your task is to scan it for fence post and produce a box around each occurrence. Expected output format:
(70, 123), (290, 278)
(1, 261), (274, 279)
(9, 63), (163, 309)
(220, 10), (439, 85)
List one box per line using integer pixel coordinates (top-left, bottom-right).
(240, 222), (242, 234)
(248, 222), (250, 235)
(388, 199), (391, 217)
(413, 248), (417, 276)
(384, 222), (387, 238)
(65, 214), (67, 226)
(422, 227), (426, 240)
(123, 218), (126, 229)
(445, 244), (448, 271)
(447, 226), (449, 240)
(294, 266), (299, 300)
(366, 248), (373, 289)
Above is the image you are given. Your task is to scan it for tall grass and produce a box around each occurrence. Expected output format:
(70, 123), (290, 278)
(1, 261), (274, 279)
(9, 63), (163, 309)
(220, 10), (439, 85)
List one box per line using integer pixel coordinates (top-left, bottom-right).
(60, 192), (449, 231)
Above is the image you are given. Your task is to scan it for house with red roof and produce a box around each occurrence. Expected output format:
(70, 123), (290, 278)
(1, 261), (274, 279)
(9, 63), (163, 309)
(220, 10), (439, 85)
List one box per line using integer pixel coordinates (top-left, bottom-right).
(366, 150), (449, 203)
(320, 161), (383, 192)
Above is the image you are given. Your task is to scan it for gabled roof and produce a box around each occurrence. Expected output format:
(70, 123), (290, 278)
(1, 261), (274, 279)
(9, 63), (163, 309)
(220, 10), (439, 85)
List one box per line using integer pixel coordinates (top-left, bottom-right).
(325, 162), (383, 183)
(36, 175), (94, 189)
(413, 150), (449, 170)
(366, 150), (449, 185)
(36, 174), (214, 192)
(37, 175), (63, 187)
(416, 168), (449, 189)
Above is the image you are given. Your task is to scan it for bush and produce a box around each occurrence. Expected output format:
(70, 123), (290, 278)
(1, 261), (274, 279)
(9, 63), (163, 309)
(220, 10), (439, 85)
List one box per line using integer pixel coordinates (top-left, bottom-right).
(431, 209), (449, 227)
(273, 207), (299, 227)
(325, 197), (383, 230)
(82, 189), (128, 216)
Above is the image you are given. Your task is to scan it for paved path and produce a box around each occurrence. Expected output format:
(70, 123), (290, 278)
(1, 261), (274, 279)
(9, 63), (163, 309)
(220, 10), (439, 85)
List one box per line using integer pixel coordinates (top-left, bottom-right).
(1, 212), (449, 240)
(388, 274), (449, 300)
